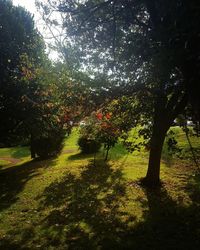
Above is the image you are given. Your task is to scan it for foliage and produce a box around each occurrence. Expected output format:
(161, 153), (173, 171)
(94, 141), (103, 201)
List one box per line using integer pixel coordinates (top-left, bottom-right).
(78, 111), (121, 159)
(0, 0), (47, 145)
(78, 114), (102, 154)
(12, 59), (67, 158)
(0, 1), (80, 157)
(32, 131), (65, 159)
(78, 136), (101, 154)
(103, 96), (153, 151)
(52, 62), (95, 124)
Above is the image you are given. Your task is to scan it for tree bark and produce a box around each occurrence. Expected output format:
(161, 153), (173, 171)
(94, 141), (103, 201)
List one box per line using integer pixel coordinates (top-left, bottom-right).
(143, 90), (187, 187)
(144, 123), (168, 186)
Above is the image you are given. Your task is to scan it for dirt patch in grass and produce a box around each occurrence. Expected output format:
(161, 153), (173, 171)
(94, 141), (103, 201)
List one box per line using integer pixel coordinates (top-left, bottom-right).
(62, 149), (77, 154)
(0, 157), (21, 165)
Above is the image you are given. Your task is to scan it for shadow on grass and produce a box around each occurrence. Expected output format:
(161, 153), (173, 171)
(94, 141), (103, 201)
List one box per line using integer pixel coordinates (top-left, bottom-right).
(35, 160), (130, 249)
(68, 152), (95, 161)
(125, 183), (200, 250)
(68, 142), (128, 162)
(0, 157), (57, 212)
(35, 166), (200, 250)
(0, 239), (22, 250)
(1, 162), (200, 249)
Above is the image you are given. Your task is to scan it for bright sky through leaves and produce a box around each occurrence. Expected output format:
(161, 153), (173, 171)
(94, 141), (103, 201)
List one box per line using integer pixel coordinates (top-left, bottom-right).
(12, 0), (60, 60)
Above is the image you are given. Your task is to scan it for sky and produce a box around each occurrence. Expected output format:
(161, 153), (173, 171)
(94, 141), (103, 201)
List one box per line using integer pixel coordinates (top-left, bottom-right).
(12, 0), (36, 11)
(12, 0), (40, 24)
(12, 0), (61, 60)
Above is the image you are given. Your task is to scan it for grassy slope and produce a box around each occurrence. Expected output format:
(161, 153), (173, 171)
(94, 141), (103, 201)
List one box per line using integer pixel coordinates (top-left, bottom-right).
(0, 127), (200, 249)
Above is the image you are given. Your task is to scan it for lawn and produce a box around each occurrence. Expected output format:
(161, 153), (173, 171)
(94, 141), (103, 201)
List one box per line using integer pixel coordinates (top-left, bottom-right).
(0, 127), (200, 249)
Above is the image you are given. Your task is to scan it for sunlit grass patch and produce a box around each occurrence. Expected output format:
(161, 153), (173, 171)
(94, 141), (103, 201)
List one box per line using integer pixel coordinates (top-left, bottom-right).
(0, 159), (10, 166)
(0, 146), (30, 159)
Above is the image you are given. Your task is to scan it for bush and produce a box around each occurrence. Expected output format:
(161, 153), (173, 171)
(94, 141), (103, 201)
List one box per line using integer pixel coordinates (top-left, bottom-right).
(31, 130), (65, 159)
(78, 136), (101, 154)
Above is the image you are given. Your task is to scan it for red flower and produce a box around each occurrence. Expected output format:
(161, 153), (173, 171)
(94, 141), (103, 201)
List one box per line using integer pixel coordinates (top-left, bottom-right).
(105, 113), (111, 119)
(96, 112), (103, 120)
(62, 114), (69, 122)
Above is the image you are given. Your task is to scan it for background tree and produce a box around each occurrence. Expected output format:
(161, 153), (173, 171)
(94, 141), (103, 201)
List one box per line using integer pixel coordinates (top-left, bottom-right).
(0, 0), (69, 158)
(0, 0), (46, 145)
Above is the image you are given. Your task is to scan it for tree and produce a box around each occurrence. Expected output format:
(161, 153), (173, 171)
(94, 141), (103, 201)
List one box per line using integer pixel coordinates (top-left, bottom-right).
(0, 0), (46, 145)
(38, 0), (200, 185)
(0, 0), (69, 158)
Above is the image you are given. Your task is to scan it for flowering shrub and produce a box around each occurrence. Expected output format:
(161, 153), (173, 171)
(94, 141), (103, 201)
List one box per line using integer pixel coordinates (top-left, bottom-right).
(78, 111), (120, 160)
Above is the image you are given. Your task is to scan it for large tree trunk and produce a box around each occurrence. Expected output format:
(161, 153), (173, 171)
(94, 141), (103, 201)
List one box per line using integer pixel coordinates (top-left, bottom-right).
(142, 90), (187, 187)
(144, 123), (169, 186)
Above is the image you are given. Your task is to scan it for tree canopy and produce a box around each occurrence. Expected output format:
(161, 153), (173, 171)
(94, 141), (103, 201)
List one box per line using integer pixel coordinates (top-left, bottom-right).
(37, 0), (200, 185)
(0, 0), (95, 158)
(0, 0), (47, 145)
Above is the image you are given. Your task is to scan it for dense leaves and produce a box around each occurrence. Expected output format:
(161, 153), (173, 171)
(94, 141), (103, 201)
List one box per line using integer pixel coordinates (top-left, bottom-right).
(0, 0), (46, 145)
(0, 1), (68, 157)
(78, 111), (121, 159)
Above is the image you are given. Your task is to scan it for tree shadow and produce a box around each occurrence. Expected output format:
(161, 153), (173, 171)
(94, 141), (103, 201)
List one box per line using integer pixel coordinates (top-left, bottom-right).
(0, 238), (22, 250)
(67, 152), (95, 161)
(31, 165), (200, 249)
(68, 142), (128, 162)
(1, 160), (200, 249)
(0, 157), (57, 212)
(32, 160), (132, 249)
(125, 183), (200, 250)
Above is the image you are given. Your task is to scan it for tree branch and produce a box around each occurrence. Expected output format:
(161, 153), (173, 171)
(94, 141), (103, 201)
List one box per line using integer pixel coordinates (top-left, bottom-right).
(171, 93), (188, 120)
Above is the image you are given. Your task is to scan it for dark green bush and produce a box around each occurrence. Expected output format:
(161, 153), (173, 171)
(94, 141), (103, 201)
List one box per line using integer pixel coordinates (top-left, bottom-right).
(78, 136), (101, 154)
(31, 131), (65, 159)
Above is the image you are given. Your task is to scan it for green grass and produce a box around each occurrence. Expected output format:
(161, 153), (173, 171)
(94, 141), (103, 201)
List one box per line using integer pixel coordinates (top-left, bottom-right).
(0, 159), (10, 167)
(0, 146), (30, 159)
(0, 127), (200, 249)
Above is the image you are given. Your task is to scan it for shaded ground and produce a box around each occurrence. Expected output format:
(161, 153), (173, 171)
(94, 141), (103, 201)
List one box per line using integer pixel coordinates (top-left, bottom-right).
(0, 158), (57, 212)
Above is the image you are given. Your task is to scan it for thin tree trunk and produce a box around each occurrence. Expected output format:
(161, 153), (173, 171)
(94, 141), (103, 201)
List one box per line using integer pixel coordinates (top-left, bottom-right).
(30, 134), (36, 159)
(93, 151), (96, 166)
(105, 145), (110, 161)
